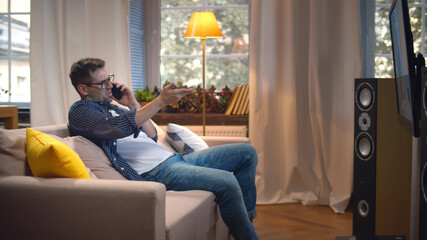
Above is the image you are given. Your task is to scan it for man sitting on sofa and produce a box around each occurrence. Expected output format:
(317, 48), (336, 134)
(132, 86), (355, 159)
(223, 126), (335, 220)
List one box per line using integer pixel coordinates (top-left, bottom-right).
(67, 57), (259, 240)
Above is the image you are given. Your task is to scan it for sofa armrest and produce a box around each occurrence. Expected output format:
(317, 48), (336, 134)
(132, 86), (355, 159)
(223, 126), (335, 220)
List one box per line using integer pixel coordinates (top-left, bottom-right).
(201, 136), (250, 147)
(0, 176), (166, 240)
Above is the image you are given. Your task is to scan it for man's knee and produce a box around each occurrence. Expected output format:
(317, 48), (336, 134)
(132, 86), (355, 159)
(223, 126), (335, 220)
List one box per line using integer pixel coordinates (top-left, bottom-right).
(237, 143), (258, 166)
(217, 172), (242, 193)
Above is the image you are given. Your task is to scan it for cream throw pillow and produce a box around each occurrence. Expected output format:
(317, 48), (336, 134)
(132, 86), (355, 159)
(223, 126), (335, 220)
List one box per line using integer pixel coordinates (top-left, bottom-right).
(166, 123), (209, 154)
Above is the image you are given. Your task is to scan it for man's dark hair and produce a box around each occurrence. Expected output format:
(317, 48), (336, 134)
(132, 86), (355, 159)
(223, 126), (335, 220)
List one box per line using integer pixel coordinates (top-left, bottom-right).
(69, 58), (105, 91)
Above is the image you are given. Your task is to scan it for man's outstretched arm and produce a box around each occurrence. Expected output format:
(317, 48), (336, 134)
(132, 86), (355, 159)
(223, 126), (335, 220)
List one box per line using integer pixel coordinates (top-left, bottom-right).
(114, 82), (193, 139)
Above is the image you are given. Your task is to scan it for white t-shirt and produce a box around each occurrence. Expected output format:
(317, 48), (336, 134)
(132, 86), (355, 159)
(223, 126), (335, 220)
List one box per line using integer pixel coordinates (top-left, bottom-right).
(116, 131), (173, 174)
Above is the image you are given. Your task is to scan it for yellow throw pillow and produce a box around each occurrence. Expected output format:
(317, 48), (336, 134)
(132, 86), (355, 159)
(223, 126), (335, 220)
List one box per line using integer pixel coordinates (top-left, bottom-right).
(26, 128), (91, 179)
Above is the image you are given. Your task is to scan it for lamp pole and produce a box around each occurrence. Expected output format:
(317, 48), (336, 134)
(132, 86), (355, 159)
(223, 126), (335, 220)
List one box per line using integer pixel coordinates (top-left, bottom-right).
(202, 37), (206, 136)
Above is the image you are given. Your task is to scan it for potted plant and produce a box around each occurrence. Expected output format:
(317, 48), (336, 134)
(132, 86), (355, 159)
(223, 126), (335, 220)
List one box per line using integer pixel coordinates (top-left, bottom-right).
(161, 84), (233, 114)
(134, 87), (156, 107)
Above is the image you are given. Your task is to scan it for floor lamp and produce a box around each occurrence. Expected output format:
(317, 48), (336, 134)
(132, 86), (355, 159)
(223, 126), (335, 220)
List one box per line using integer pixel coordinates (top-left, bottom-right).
(184, 12), (222, 136)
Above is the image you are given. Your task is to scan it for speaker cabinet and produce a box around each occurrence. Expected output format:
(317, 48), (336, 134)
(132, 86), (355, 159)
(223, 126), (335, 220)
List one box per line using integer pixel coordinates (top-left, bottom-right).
(353, 78), (416, 238)
(419, 68), (427, 240)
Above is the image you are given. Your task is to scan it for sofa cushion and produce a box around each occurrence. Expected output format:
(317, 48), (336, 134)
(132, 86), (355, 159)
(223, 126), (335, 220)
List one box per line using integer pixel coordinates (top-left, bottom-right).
(0, 128), (97, 179)
(0, 128), (31, 176)
(165, 190), (218, 240)
(26, 128), (91, 179)
(64, 136), (127, 180)
(166, 123), (209, 154)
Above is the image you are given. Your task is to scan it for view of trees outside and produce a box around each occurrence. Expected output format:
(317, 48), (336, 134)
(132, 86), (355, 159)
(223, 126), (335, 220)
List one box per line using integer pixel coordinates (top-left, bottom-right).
(375, 0), (426, 77)
(160, 0), (249, 90)
(0, 0), (30, 103)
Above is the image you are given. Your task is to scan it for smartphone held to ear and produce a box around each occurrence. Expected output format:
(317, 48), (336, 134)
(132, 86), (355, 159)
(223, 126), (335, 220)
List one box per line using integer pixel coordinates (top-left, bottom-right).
(112, 84), (123, 100)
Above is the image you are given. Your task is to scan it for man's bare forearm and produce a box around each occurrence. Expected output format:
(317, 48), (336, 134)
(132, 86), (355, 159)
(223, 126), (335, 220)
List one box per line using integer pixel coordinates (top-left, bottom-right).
(134, 98), (164, 138)
(134, 97), (165, 126)
(133, 84), (194, 136)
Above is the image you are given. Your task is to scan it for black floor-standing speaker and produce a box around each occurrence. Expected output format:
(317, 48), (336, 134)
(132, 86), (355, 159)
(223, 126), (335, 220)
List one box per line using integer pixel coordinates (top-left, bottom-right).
(353, 78), (416, 239)
(419, 68), (427, 240)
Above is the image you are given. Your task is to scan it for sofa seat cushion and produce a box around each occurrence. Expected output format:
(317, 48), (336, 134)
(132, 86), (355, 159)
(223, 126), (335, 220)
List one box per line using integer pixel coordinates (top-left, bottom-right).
(165, 190), (219, 240)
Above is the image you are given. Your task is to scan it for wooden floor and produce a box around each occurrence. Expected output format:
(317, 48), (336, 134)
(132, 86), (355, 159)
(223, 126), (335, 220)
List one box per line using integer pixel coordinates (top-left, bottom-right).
(253, 203), (353, 240)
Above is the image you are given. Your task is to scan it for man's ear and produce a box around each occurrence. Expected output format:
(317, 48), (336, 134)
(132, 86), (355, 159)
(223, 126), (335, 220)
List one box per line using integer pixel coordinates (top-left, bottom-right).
(77, 84), (89, 97)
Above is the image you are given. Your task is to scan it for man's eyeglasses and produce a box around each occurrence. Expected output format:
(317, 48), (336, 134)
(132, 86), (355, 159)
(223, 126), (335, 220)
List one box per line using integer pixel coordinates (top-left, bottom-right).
(84, 74), (114, 89)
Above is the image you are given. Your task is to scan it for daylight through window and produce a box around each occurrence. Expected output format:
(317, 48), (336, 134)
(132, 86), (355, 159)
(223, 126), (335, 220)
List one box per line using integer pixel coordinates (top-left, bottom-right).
(0, 0), (30, 105)
(160, 0), (250, 90)
(375, 0), (426, 77)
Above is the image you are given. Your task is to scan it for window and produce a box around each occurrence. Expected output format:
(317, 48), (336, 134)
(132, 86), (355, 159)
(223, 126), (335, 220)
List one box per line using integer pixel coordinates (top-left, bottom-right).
(160, 0), (250, 90)
(373, 0), (426, 77)
(129, 0), (146, 91)
(0, 0), (30, 106)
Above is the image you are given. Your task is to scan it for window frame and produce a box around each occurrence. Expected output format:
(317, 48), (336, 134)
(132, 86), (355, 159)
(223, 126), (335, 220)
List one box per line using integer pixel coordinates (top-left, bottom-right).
(144, 0), (251, 89)
(361, 0), (427, 78)
(0, 0), (31, 108)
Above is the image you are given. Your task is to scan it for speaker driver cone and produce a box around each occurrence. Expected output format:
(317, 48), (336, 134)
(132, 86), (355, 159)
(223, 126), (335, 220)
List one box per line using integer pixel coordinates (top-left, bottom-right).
(357, 200), (369, 217)
(356, 83), (375, 111)
(355, 132), (374, 161)
(358, 112), (371, 131)
(359, 88), (372, 108)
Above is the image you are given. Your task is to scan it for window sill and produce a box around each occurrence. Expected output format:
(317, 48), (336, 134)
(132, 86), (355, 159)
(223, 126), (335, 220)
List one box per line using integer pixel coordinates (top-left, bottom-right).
(151, 113), (248, 126)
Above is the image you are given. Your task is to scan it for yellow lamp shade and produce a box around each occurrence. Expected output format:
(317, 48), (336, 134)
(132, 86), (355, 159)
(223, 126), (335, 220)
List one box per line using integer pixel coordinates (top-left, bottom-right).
(184, 12), (223, 39)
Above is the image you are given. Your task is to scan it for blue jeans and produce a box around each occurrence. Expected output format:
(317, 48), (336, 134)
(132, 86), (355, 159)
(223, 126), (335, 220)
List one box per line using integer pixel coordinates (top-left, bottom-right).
(141, 143), (259, 240)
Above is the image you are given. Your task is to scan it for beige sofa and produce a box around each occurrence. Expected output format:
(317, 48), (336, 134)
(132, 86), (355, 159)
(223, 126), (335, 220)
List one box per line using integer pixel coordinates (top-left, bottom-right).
(0, 123), (250, 240)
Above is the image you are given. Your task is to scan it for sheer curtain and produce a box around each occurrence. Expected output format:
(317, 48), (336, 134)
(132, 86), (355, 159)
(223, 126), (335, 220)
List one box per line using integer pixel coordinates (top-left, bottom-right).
(249, 0), (361, 213)
(30, 0), (131, 127)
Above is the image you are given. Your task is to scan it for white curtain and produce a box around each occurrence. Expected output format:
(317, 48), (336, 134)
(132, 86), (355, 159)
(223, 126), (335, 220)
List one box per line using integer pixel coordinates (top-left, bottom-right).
(30, 0), (131, 127)
(249, 0), (362, 213)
